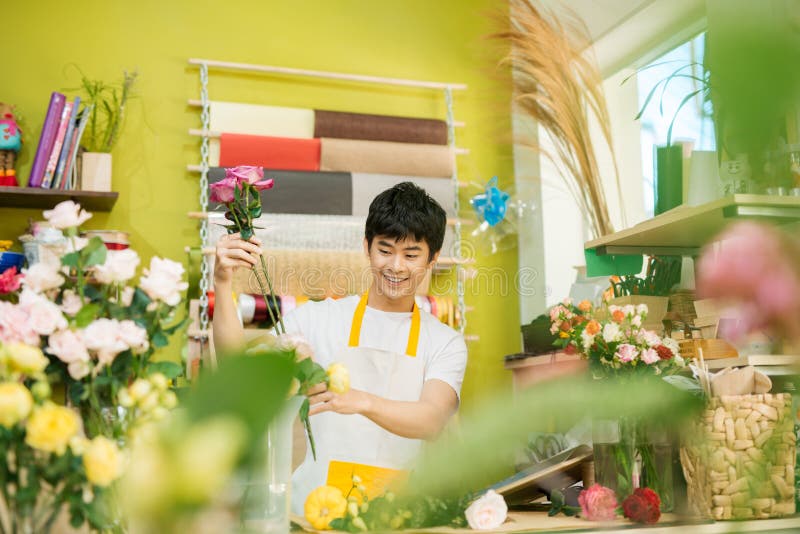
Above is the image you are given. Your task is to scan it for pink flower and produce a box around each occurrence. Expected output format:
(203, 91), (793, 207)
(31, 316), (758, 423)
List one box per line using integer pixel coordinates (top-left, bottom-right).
(94, 249), (140, 284)
(615, 343), (638, 363)
(118, 320), (149, 354)
(43, 200), (92, 229)
(21, 262), (64, 293)
(209, 177), (239, 204)
(0, 301), (39, 345)
(226, 166), (263, 184)
(82, 319), (128, 366)
(0, 267), (22, 294)
(18, 289), (67, 336)
(139, 257), (188, 306)
(46, 329), (91, 365)
(251, 178), (274, 191)
(464, 490), (507, 530)
(578, 484), (618, 521)
(640, 347), (659, 365)
(60, 290), (83, 316)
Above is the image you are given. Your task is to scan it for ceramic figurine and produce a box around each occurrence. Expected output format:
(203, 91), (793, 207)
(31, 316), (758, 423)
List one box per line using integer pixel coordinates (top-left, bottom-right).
(0, 103), (22, 186)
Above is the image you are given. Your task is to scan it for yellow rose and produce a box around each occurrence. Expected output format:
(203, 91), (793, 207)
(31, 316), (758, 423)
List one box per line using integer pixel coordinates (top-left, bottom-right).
(25, 403), (81, 455)
(305, 485), (347, 530)
(83, 436), (124, 487)
(4, 343), (48, 375)
(0, 382), (34, 428)
(326, 363), (350, 395)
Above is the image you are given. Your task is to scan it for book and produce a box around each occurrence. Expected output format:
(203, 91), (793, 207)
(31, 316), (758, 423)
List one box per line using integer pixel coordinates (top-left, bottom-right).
(52, 96), (81, 189)
(41, 100), (74, 188)
(27, 92), (66, 187)
(62, 104), (93, 190)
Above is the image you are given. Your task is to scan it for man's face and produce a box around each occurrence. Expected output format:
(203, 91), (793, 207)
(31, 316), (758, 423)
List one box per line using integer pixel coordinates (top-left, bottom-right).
(364, 235), (438, 301)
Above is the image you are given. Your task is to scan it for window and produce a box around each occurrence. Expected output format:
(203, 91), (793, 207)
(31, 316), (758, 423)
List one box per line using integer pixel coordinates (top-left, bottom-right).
(637, 33), (715, 216)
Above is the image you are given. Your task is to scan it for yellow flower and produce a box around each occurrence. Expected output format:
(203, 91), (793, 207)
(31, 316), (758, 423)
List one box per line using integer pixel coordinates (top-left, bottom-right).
(0, 382), (33, 428)
(83, 436), (124, 487)
(326, 363), (350, 394)
(25, 403), (81, 454)
(559, 331), (570, 339)
(305, 485), (347, 530)
(4, 343), (48, 375)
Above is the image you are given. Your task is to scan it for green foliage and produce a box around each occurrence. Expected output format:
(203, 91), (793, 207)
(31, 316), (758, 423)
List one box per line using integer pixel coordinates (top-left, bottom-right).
(330, 492), (472, 532)
(611, 256), (681, 297)
(548, 489), (580, 517)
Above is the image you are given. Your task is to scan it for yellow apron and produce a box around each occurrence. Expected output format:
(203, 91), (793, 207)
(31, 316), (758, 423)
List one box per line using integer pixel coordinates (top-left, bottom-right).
(291, 291), (425, 513)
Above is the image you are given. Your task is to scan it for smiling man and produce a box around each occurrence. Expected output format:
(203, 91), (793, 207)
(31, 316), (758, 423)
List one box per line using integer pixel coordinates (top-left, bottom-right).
(212, 182), (467, 513)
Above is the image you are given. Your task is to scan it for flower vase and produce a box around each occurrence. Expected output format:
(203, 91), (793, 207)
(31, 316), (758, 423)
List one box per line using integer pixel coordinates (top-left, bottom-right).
(239, 395), (303, 533)
(592, 417), (636, 499)
(637, 424), (675, 512)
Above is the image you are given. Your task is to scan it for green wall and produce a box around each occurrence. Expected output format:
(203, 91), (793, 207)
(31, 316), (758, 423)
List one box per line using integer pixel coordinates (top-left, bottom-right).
(2, 0), (518, 413)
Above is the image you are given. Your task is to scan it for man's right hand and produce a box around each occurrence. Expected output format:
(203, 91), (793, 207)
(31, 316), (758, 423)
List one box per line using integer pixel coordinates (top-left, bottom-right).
(214, 233), (263, 285)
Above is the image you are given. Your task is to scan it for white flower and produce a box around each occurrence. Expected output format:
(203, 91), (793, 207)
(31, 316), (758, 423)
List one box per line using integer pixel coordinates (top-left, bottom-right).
(120, 286), (135, 307)
(60, 289), (83, 316)
(662, 337), (680, 356)
(139, 257), (188, 306)
(64, 236), (89, 253)
(94, 249), (140, 284)
(21, 262), (65, 293)
(636, 304), (649, 316)
(631, 314), (642, 327)
(277, 333), (314, 361)
(117, 320), (149, 354)
(622, 304), (636, 317)
(674, 354), (686, 367)
(602, 322), (622, 343)
(82, 318), (127, 366)
(43, 200), (92, 229)
(68, 360), (92, 380)
(465, 490), (507, 530)
(641, 330), (661, 347)
(18, 289), (67, 336)
(581, 330), (596, 351)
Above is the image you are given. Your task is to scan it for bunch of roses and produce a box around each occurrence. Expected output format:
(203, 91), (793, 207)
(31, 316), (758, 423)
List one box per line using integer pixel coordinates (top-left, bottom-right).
(550, 299), (684, 379)
(578, 484), (661, 524)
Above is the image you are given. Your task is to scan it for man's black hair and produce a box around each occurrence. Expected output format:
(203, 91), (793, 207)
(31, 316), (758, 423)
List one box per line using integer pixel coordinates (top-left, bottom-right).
(365, 182), (447, 261)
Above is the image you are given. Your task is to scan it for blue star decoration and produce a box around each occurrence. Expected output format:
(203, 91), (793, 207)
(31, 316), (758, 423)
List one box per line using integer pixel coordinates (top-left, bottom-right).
(470, 176), (510, 227)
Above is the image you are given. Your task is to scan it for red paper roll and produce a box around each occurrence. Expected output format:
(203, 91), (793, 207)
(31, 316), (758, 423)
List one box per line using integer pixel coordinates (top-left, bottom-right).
(219, 133), (321, 171)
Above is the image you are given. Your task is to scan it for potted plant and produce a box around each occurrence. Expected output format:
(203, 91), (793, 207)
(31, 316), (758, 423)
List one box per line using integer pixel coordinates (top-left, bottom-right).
(73, 69), (137, 192)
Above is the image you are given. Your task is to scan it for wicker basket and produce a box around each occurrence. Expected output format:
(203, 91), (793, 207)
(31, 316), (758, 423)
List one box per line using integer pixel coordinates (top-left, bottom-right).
(680, 393), (796, 520)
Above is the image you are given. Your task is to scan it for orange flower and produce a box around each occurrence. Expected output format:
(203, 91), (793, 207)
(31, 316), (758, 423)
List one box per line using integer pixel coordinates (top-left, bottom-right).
(585, 320), (601, 335)
(578, 300), (592, 312)
(612, 310), (625, 323)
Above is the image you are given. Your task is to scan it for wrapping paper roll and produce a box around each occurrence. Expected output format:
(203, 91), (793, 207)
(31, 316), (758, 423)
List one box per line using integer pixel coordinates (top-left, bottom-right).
(219, 133), (321, 171)
(210, 101), (315, 138)
(208, 168), (351, 215)
(314, 109), (447, 145)
(320, 138), (454, 178)
(351, 173), (456, 216)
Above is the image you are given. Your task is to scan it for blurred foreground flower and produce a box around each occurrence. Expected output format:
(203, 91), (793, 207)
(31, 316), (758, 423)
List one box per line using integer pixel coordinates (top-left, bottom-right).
(697, 221), (800, 340)
(577, 484), (617, 522)
(464, 490), (508, 530)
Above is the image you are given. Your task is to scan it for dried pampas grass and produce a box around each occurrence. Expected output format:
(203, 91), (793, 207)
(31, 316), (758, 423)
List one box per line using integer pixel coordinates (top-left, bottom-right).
(496, 0), (620, 238)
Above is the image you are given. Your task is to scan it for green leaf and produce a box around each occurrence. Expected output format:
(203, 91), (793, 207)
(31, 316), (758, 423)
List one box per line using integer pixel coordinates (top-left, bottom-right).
(75, 303), (101, 327)
(82, 236), (108, 267)
(161, 316), (189, 335)
(152, 331), (169, 348)
(666, 88), (703, 146)
(147, 361), (183, 379)
(61, 251), (81, 268)
(240, 227), (253, 240)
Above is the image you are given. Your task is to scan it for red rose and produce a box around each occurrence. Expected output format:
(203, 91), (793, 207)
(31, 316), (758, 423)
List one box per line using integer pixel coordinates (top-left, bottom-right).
(654, 345), (673, 361)
(622, 489), (661, 524)
(564, 343), (578, 355)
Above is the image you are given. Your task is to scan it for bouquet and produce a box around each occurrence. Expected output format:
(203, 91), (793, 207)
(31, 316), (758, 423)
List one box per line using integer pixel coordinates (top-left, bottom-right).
(550, 299), (684, 380)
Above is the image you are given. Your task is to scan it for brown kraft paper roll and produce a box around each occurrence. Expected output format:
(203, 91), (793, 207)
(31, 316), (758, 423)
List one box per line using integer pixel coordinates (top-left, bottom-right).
(320, 138), (454, 178)
(314, 110), (448, 145)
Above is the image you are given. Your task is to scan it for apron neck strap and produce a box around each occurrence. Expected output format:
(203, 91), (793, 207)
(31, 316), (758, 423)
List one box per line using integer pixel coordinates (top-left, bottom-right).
(348, 291), (420, 357)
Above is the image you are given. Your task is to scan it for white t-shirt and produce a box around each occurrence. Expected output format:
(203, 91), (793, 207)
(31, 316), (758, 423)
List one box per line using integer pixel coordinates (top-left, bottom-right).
(283, 295), (467, 399)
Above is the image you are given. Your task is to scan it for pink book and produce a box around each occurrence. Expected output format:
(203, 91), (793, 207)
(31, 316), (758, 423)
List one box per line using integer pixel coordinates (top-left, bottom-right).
(41, 101), (73, 188)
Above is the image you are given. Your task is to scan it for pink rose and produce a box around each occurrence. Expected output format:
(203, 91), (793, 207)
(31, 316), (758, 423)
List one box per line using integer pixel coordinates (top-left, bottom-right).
(209, 177), (239, 204)
(118, 320), (149, 354)
(0, 302), (39, 345)
(465, 490), (507, 530)
(68, 360), (91, 380)
(60, 290), (83, 316)
(578, 484), (618, 522)
(94, 249), (140, 284)
(615, 343), (638, 363)
(43, 200), (92, 229)
(82, 319), (128, 366)
(226, 166), (263, 184)
(640, 347), (659, 365)
(18, 289), (67, 336)
(21, 262), (65, 293)
(0, 267), (22, 294)
(139, 257), (188, 306)
(46, 329), (91, 365)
